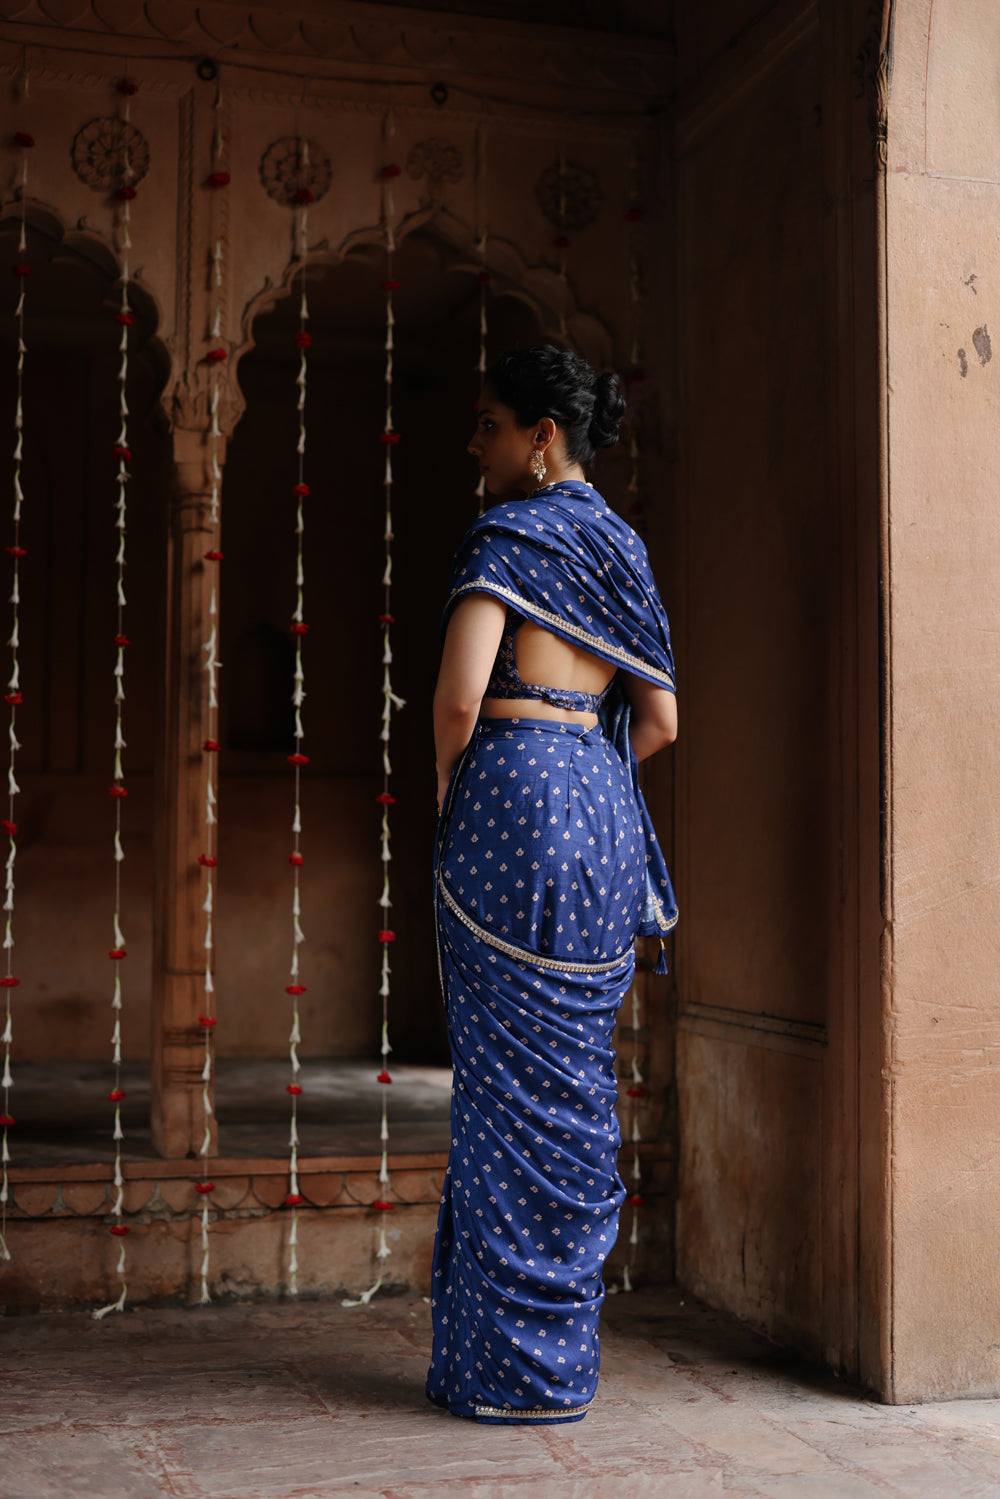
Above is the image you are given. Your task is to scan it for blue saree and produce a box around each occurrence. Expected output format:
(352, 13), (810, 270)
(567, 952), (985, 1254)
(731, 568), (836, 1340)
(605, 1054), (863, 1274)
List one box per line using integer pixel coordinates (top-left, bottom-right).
(426, 481), (676, 1424)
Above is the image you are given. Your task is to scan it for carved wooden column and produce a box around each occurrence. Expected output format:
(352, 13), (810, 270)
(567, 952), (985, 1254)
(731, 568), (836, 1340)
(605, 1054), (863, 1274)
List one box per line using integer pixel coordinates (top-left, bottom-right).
(151, 421), (224, 1158)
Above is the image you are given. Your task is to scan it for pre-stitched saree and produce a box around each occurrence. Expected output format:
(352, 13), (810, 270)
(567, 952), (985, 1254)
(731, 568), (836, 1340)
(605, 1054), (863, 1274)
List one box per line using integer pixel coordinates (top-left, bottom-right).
(426, 481), (677, 1424)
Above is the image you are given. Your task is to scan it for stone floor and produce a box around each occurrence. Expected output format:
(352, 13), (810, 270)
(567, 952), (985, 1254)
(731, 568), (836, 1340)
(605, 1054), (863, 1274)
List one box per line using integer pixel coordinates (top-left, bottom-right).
(2, 1287), (1000, 1498)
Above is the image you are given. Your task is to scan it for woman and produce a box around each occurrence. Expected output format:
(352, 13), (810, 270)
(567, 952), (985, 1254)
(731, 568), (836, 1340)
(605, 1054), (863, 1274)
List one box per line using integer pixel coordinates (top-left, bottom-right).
(427, 345), (677, 1425)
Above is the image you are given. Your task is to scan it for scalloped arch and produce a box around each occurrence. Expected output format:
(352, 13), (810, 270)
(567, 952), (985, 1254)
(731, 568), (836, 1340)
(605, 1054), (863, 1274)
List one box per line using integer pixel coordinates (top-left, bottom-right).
(0, 194), (170, 400)
(234, 202), (614, 395)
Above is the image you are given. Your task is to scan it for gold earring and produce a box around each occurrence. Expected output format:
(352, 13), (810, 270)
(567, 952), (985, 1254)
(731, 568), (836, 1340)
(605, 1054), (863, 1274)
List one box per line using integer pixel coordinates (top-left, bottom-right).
(530, 450), (547, 484)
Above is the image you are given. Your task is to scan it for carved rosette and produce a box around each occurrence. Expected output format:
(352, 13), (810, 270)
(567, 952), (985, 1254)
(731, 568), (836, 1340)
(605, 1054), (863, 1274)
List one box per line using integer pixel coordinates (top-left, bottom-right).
(535, 160), (603, 232)
(259, 137), (332, 207)
(406, 137), (464, 200)
(71, 117), (151, 192)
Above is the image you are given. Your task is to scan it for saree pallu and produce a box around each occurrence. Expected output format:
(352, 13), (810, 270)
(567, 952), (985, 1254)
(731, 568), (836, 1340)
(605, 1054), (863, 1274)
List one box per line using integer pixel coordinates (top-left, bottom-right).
(426, 717), (644, 1424)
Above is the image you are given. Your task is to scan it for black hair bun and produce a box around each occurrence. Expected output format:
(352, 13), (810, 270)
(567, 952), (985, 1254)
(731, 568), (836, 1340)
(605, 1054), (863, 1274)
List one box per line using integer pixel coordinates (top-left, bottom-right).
(588, 370), (626, 450)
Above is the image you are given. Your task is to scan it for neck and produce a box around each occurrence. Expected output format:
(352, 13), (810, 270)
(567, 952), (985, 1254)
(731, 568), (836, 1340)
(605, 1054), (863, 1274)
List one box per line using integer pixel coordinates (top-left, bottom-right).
(520, 463), (586, 495)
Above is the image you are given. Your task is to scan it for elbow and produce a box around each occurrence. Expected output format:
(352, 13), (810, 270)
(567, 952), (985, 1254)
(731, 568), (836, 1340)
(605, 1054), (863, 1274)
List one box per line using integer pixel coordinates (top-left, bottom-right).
(434, 686), (483, 723)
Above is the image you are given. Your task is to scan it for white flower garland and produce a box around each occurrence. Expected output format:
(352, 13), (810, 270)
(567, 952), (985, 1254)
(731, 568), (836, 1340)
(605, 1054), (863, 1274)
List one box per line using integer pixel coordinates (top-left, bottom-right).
(195, 80), (230, 1303)
(93, 75), (140, 1319)
(281, 140), (318, 1297)
(0, 110), (34, 1264)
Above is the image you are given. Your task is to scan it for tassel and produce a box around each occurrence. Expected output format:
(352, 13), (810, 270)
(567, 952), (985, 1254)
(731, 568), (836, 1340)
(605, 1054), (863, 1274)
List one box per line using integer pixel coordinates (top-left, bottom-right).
(653, 940), (669, 976)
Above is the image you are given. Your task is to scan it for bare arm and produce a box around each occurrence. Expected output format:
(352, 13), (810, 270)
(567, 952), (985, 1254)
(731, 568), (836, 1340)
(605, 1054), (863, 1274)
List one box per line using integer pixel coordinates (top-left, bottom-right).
(434, 594), (507, 809)
(624, 673), (678, 763)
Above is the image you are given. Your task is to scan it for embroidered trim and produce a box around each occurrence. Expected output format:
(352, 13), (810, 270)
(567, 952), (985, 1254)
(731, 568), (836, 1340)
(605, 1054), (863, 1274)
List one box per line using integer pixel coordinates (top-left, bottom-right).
(474, 1398), (593, 1420)
(449, 579), (676, 691)
(439, 879), (633, 975)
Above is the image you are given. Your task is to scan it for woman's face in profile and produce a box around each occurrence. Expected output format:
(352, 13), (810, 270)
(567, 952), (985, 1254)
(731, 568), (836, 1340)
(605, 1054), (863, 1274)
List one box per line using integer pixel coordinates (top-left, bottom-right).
(467, 387), (536, 497)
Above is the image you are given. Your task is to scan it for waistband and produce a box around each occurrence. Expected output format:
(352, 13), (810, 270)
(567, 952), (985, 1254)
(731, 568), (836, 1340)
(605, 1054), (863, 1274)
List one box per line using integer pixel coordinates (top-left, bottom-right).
(475, 715), (604, 741)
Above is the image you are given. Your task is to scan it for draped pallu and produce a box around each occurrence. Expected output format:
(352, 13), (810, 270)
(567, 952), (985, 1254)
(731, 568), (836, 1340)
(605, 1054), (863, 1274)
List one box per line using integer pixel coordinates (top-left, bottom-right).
(427, 482), (677, 1424)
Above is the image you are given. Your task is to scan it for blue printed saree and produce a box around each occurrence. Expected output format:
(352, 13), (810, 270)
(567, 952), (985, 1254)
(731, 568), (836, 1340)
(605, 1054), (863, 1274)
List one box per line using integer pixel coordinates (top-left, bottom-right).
(426, 482), (677, 1424)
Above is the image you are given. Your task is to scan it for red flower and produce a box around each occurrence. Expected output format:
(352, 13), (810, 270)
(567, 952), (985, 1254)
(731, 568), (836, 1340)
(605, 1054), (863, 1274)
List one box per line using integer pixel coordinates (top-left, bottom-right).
(203, 739), (219, 752)
(114, 311), (135, 326)
(290, 623), (309, 635)
(552, 235), (570, 249)
(108, 949), (127, 960)
(109, 1223), (131, 1236)
(377, 1069), (392, 1084)
(12, 266), (30, 278)
(6, 547), (27, 558)
(195, 1181), (215, 1193)
(380, 164), (401, 179)
(108, 1088), (126, 1102)
(626, 1085), (647, 1099)
(116, 186), (137, 201)
(207, 171), (230, 188)
(285, 984), (306, 995)
(372, 1199), (395, 1211)
(2, 821), (16, 837)
(285, 1192), (304, 1205)
(380, 278), (401, 291)
(13, 132), (34, 149)
(205, 348), (227, 364)
(198, 854), (217, 867)
(286, 1083), (302, 1095)
(294, 188), (314, 205)
(375, 792), (395, 805)
(379, 613), (395, 625)
(0, 976), (18, 988)
(287, 753), (309, 766)
(4, 693), (21, 706)
(288, 852), (303, 866)
(378, 930), (396, 944)
(109, 784), (128, 797)
(292, 483), (311, 497)
(477, 270), (492, 285)
(114, 634), (130, 646)
(0, 1114), (14, 1126)
(294, 331), (312, 349)
(204, 550), (224, 561)
(198, 1015), (217, 1028)
(628, 1193), (646, 1206)
(117, 78), (139, 95)
(625, 207), (644, 223)
(114, 445), (131, 461)
(379, 432), (400, 445)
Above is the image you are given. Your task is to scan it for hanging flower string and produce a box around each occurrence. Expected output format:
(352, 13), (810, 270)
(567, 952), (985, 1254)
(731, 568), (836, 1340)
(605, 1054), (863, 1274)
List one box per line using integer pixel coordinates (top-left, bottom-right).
(619, 979), (649, 1293)
(376, 139), (407, 1244)
(93, 76), (139, 1319)
(346, 122), (406, 1307)
(0, 117), (33, 1264)
(281, 139), (317, 1299)
(196, 80), (229, 1304)
(618, 149), (649, 1296)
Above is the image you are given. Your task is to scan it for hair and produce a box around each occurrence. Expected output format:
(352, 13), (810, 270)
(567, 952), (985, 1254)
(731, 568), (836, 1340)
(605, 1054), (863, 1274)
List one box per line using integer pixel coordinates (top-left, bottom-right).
(484, 344), (626, 468)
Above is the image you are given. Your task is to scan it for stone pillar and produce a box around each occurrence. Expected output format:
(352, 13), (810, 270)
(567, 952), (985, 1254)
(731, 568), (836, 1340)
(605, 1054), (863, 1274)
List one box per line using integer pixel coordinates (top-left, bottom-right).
(151, 423), (223, 1159)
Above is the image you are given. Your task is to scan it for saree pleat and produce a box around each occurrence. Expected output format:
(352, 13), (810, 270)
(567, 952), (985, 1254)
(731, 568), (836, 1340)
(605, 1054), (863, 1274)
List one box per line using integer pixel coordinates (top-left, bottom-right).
(427, 719), (642, 1423)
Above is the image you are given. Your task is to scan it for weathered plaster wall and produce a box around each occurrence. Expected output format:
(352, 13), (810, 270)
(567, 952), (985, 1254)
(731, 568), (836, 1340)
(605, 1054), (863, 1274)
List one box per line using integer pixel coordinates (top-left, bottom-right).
(883, 0), (1000, 1402)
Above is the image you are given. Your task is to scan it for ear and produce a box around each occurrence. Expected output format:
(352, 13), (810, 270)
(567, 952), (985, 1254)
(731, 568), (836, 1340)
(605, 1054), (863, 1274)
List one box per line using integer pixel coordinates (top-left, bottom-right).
(535, 417), (557, 450)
